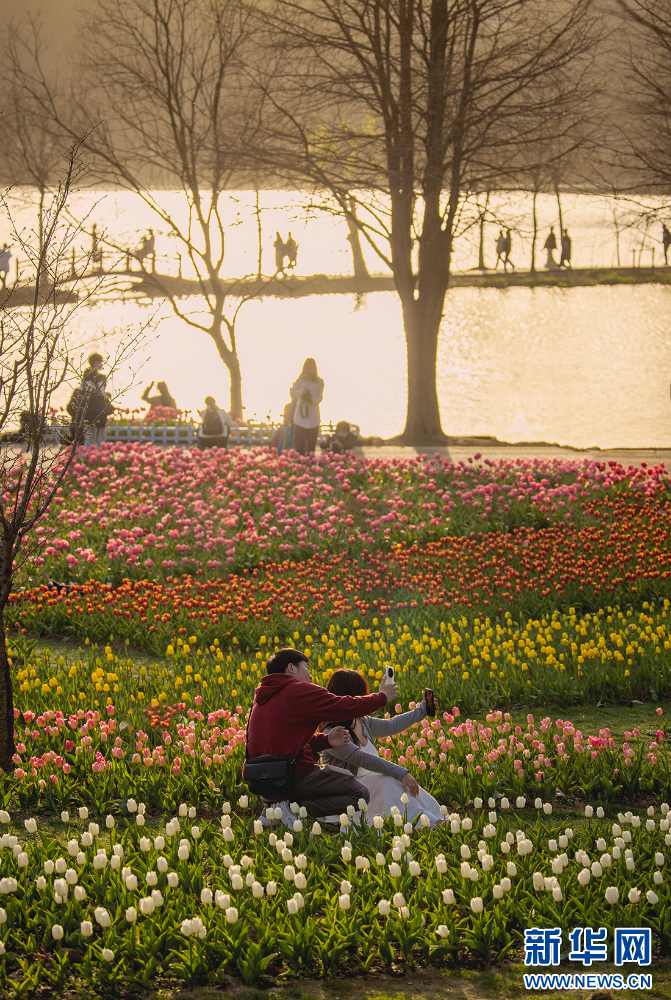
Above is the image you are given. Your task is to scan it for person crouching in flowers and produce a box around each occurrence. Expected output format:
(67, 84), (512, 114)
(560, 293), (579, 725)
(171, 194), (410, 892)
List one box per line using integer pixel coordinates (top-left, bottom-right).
(319, 669), (445, 828)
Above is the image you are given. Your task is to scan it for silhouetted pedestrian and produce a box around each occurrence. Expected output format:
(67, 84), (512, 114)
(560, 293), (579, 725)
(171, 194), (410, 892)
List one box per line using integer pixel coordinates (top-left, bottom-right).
(663, 224), (671, 265)
(544, 228), (558, 269)
(285, 233), (298, 269)
(274, 232), (286, 274)
(560, 229), (572, 268)
(503, 229), (514, 271)
(495, 230), (506, 269)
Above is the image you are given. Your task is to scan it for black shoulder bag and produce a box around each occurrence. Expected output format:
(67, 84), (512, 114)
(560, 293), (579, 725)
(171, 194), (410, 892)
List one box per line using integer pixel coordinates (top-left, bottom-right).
(242, 706), (300, 798)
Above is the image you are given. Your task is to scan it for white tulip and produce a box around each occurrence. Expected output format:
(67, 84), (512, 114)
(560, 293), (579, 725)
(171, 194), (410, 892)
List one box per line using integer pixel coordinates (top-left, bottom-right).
(378, 899), (391, 915)
(311, 822), (322, 836)
(339, 893), (351, 910)
(493, 884), (503, 899)
(146, 872), (157, 886)
(60, 812), (69, 823)
(78, 807), (89, 820)
(24, 818), (37, 834)
(139, 896), (155, 916)
(647, 890), (659, 904)
(656, 853), (665, 866)
(266, 881), (277, 896)
(51, 924), (64, 940)
(389, 862), (402, 878)
(470, 897), (483, 914)
(628, 887), (641, 903)
(125, 874), (138, 891)
(584, 806), (593, 818)
(81, 920), (93, 937)
(506, 862), (517, 877)
(442, 888), (455, 904)
(654, 871), (664, 885)
(552, 887), (563, 902)
(74, 886), (87, 901)
(125, 906), (137, 922)
(578, 869), (591, 886)
(287, 899), (298, 915)
(605, 886), (619, 904)
(102, 948), (114, 962)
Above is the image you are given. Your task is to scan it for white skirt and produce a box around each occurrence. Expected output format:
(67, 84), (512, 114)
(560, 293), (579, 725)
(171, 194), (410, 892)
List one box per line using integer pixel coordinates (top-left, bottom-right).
(323, 765), (443, 829)
(358, 770), (444, 829)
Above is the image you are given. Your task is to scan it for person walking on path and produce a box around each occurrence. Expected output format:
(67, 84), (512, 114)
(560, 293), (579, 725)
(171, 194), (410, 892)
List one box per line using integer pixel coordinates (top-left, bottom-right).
(494, 230), (506, 269)
(246, 647), (399, 822)
(290, 358), (324, 455)
(560, 229), (572, 268)
(663, 224), (671, 265)
(320, 669), (445, 828)
(544, 227), (558, 269)
(503, 229), (514, 271)
(274, 232), (286, 274)
(285, 233), (298, 269)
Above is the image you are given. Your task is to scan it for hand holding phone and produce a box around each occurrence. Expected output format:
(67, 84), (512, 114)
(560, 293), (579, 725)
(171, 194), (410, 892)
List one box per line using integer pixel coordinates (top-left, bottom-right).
(424, 688), (436, 717)
(386, 665), (394, 681)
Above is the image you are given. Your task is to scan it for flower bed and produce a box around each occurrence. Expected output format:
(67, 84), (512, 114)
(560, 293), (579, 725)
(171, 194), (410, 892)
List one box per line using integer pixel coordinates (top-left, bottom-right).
(10, 487), (671, 668)
(2, 658), (671, 989)
(12, 445), (668, 587)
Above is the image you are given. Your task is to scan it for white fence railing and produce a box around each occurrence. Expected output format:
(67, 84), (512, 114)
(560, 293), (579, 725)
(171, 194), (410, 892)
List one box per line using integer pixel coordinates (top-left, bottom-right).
(40, 421), (359, 448)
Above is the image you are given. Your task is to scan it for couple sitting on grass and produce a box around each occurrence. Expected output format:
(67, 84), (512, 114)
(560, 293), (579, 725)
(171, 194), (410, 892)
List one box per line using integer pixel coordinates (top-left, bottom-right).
(246, 647), (444, 828)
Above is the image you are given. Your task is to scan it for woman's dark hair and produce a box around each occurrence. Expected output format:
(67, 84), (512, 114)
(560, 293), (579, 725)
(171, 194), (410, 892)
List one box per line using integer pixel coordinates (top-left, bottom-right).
(204, 396), (216, 406)
(318, 669), (369, 741)
(300, 357), (318, 380)
(88, 353), (103, 367)
(265, 647), (309, 675)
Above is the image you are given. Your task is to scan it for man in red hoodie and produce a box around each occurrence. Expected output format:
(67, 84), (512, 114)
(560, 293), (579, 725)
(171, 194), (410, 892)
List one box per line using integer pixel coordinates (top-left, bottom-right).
(246, 646), (399, 820)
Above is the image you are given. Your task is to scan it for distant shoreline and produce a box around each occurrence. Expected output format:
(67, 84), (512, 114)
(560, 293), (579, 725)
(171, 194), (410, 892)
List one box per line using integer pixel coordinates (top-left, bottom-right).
(2, 265), (670, 308)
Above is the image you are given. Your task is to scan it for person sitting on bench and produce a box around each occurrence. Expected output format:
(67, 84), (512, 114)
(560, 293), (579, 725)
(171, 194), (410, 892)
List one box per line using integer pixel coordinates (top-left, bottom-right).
(197, 395), (236, 449)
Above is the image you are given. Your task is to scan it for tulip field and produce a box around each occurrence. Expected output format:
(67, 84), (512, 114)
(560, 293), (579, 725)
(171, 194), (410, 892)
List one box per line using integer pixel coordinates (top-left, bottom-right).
(2, 443), (671, 994)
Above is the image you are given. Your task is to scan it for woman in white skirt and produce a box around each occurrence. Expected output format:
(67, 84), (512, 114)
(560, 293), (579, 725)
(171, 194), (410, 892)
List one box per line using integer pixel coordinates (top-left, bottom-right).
(320, 669), (445, 828)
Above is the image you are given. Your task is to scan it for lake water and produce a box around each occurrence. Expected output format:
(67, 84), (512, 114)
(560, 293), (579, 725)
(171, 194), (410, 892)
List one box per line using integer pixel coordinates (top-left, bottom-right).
(6, 189), (671, 447)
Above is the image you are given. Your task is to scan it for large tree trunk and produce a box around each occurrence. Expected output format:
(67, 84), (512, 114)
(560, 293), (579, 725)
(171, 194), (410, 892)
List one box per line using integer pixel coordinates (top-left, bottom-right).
(400, 297), (445, 443)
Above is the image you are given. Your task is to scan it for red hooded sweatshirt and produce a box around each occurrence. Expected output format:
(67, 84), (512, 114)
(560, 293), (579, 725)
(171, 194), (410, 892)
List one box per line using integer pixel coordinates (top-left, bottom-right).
(246, 673), (388, 780)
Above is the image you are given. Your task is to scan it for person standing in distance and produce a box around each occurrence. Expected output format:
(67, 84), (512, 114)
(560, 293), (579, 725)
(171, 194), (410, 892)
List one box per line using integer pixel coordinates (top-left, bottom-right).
(290, 357), (324, 455)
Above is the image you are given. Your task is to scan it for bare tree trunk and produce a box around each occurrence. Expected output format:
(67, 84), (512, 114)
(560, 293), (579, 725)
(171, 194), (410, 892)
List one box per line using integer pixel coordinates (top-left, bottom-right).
(477, 193), (490, 270)
(255, 189), (263, 279)
(345, 214), (369, 279)
(401, 299), (444, 442)
(228, 353), (243, 420)
(554, 182), (564, 235)
(531, 191), (538, 274)
(613, 206), (621, 267)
